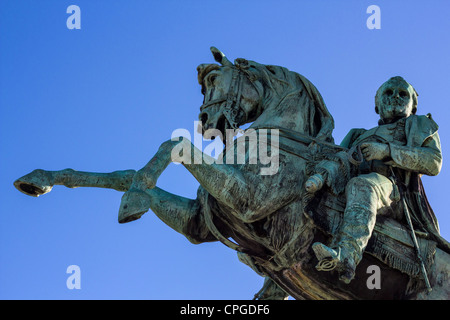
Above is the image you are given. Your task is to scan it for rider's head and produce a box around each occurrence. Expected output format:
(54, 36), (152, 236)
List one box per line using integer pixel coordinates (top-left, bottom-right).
(375, 76), (418, 122)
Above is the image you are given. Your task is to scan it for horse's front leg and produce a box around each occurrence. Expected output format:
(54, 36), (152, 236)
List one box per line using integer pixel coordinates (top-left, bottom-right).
(118, 137), (210, 223)
(119, 136), (263, 223)
(14, 168), (136, 197)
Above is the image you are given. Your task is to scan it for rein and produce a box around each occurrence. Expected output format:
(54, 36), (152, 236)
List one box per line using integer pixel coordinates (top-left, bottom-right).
(251, 125), (348, 161)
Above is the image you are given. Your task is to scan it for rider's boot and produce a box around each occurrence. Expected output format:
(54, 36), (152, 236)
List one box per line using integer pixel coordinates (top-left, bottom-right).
(312, 203), (375, 284)
(312, 242), (356, 284)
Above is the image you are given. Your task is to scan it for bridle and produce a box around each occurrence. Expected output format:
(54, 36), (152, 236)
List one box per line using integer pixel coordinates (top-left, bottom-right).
(200, 60), (262, 131)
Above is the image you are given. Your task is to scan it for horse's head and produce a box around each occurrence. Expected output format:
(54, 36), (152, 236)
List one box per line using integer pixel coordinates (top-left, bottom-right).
(197, 47), (264, 141)
(197, 47), (335, 143)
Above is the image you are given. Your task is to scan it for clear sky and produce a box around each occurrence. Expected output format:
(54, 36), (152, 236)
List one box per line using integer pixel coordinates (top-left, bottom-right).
(1, 0), (449, 300)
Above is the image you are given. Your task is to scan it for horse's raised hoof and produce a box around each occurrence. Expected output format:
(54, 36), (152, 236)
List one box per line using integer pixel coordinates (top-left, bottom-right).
(14, 169), (53, 197)
(312, 242), (340, 272)
(118, 188), (151, 223)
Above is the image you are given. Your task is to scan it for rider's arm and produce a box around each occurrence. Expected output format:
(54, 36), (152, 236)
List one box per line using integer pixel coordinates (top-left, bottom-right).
(386, 132), (442, 176)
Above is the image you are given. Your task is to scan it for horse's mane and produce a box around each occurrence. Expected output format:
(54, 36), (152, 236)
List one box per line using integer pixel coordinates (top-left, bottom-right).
(249, 61), (335, 141)
(197, 61), (305, 99)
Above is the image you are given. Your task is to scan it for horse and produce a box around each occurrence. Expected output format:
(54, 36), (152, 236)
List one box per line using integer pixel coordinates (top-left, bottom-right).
(14, 47), (450, 300)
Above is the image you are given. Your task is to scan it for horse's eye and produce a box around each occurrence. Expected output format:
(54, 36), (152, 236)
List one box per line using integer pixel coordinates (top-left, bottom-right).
(208, 75), (217, 85)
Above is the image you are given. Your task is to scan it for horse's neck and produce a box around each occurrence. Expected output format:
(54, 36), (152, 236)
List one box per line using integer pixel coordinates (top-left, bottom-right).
(250, 89), (313, 135)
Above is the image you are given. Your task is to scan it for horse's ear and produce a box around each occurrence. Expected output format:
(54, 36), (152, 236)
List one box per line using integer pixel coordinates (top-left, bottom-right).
(210, 47), (233, 67)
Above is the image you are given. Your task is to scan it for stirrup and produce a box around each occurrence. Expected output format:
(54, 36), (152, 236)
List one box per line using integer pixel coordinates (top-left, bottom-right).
(312, 242), (341, 272)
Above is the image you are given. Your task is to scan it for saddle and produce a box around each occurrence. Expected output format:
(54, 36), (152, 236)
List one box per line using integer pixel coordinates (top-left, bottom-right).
(303, 190), (436, 279)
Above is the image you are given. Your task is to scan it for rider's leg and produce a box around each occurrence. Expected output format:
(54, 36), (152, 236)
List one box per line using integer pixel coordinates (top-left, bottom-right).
(313, 172), (395, 283)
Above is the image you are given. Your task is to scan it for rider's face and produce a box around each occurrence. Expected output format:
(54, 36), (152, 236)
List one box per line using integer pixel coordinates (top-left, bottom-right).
(377, 81), (414, 121)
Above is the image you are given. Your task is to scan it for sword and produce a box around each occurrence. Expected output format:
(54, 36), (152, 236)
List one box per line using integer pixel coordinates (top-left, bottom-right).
(401, 196), (432, 293)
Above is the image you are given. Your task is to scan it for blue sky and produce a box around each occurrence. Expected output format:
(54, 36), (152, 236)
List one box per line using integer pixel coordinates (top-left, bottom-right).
(1, 0), (449, 299)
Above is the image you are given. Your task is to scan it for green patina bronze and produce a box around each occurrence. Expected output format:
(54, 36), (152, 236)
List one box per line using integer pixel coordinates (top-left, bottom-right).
(14, 48), (450, 300)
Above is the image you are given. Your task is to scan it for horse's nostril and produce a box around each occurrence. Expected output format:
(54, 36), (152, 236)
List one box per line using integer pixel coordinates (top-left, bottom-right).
(200, 112), (208, 124)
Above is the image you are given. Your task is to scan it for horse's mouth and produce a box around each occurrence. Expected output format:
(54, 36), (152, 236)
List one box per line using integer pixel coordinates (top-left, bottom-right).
(215, 115), (227, 140)
(201, 113), (229, 143)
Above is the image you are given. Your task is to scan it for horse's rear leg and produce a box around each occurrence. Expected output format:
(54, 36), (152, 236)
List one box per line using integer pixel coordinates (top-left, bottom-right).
(14, 168), (136, 197)
(253, 277), (289, 300)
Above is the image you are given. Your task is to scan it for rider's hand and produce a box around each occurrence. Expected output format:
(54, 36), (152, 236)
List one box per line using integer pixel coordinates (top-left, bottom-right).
(305, 173), (324, 193)
(360, 142), (390, 161)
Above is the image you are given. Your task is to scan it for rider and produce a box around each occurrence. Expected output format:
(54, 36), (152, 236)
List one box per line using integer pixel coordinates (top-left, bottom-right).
(308, 76), (444, 284)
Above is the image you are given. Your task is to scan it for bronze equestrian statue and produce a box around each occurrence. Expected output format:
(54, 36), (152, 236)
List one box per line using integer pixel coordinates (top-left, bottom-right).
(14, 48), (450, 300)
